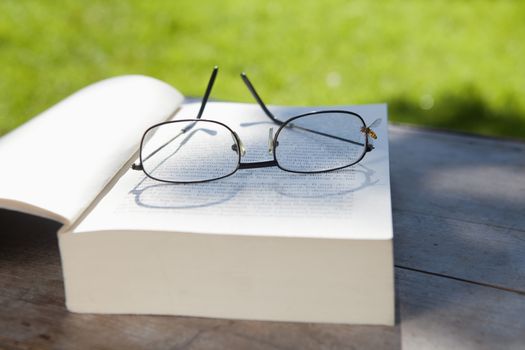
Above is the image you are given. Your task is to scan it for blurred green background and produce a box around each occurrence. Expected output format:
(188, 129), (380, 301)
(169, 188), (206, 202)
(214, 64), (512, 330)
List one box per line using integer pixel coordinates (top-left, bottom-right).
(1, 0), (524, 138)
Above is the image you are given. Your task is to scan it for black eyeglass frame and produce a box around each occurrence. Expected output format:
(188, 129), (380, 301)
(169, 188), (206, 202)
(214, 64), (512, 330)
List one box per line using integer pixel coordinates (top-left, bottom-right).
(132, 66), (375, 184)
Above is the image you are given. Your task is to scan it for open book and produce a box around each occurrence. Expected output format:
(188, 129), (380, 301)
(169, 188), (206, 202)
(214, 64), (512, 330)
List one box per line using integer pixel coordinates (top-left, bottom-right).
(0, 75), (394, 325)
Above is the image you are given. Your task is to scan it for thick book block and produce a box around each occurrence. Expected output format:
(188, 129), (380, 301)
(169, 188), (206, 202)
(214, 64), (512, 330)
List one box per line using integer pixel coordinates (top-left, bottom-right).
(61, 100), (394, 325)
(60, 231), (394, 324)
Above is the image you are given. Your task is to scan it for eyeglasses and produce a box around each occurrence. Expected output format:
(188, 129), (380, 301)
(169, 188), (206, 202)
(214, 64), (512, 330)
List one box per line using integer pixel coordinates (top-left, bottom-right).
(131, 67), (381, 184)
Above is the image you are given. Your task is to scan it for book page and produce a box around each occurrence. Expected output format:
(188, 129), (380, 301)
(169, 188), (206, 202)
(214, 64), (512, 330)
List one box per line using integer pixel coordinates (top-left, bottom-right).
(74, 102), (392, 239)
(0, 75), (183, 224)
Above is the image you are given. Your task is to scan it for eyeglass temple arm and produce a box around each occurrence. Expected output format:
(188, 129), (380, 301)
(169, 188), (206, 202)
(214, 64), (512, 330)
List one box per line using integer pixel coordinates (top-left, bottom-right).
(132, 66), (219, 170)
(179, 66), (219, 134)
(241, 72), (372, 150)
(241, 72), (284, 126)
(287, 123), (366, 148)
(195, 66), (218, 120)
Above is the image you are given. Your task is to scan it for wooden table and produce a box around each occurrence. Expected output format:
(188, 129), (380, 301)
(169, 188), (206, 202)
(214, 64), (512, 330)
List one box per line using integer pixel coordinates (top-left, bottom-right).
(1, 124), (524, 349)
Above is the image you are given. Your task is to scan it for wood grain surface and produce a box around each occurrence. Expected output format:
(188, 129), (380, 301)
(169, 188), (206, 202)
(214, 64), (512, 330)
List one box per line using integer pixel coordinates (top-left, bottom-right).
(1, 124), (524, 350)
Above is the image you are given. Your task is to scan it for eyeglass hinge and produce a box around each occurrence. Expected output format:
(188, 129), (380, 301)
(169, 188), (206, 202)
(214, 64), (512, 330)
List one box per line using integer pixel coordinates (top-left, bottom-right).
(131, 163), (143, 170)
(366, 144), (375, 152)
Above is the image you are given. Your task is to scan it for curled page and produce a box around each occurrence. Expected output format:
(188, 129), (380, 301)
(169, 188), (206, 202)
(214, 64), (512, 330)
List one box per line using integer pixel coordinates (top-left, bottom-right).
(0, 75), (183, 224)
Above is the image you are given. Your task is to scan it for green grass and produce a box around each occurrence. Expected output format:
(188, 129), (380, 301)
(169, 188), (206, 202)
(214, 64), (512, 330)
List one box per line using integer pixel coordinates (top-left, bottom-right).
(1, 0), (524, 138)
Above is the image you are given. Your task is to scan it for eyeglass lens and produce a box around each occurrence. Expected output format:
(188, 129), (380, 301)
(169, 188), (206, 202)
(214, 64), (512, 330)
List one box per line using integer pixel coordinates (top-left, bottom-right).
(274, 112), (366, 173)
(141, 120), (240, 183)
